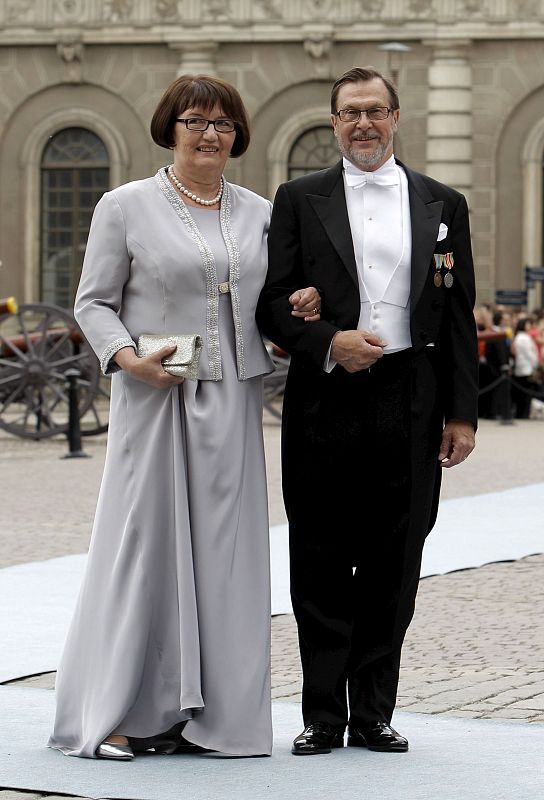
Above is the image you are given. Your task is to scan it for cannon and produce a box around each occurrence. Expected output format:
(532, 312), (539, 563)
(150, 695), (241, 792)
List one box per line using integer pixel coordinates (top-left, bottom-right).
(0, 299), (109, 439)
(0, 298), (288, 437)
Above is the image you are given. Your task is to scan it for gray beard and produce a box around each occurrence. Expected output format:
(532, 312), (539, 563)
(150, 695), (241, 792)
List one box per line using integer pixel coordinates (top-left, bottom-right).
(337, 134), (392, 169)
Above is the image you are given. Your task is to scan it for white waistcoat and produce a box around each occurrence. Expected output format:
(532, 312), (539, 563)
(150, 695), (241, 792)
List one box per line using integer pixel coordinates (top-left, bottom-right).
(343, 156), (412, 353)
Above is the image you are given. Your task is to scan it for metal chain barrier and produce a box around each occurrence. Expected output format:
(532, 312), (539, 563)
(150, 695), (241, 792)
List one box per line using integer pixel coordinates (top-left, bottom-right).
(478, 370), (543, 425)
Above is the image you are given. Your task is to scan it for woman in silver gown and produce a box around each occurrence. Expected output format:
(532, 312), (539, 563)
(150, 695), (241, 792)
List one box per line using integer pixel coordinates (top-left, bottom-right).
(48, 75), (320, 760)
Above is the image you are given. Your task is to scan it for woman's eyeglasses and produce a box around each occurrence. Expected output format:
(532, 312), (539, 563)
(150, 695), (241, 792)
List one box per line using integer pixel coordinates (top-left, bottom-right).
(176, 117), (236, 133)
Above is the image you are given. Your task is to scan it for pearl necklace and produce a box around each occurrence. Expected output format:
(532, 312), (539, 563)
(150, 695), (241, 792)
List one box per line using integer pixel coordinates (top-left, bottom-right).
(168, 165), (223, 206)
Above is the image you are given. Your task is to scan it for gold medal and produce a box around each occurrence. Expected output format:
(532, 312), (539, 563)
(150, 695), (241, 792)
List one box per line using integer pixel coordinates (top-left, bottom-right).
(444, 272), (453, 288)
(433, 272), (443, 287)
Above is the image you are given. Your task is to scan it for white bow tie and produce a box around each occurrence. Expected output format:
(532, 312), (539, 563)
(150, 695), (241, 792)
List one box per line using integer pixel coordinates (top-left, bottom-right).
(344, 162), (399, 189)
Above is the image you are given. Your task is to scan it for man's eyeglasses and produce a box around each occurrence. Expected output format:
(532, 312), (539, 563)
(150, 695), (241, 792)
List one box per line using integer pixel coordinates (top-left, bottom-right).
(335, 107), (393, 123)
(176, 117), (236, 133)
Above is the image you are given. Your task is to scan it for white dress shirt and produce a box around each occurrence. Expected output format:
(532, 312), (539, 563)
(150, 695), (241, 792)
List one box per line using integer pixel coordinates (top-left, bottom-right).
(344, 154), (412, 351)
(326, 155), (412, 371)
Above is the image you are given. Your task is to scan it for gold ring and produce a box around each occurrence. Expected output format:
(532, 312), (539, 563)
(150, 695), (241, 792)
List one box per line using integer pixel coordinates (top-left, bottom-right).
(312, 307), (319, 315)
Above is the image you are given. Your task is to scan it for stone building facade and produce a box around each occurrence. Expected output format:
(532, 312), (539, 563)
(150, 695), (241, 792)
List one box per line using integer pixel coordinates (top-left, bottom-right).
(0, 0), (543, 309)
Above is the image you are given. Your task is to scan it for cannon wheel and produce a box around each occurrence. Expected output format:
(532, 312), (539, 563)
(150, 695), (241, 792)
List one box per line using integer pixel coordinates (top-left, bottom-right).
(0, 303), (109, 439)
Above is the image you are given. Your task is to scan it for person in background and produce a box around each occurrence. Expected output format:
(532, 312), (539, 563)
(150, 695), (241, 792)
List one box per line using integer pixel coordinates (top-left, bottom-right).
(475, 305), (493, 418)
(485, 310), (511, 420)
(527, 311), (543, 363)
(511, 317), (539, 419)
(495, 305), (514, 344)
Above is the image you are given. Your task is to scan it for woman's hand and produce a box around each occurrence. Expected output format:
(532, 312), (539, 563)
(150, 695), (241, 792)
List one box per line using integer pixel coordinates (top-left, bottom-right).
(113, 345), (185, 389)
(289, 286), (321, 322)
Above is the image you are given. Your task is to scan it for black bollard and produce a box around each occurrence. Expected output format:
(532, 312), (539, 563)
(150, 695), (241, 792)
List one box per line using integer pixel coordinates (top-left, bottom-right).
(62, 368), (90, 459)
(499, 366), (514, 426)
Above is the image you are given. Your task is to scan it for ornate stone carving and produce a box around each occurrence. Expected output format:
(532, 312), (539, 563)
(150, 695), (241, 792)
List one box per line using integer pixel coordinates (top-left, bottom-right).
(457, 0), (486, 16)
(513, 0), (540, 17)
(6, 0), (34, 22)
(54, 0), (85, 21)
(2, 0), (544, 34)
(104, 0), (134, 20)
(57, 40), (84, 83)
(155, 0), (180, 20)
(202, 0), (233, 21)
(254, 0), (283, 18)
(303, 33), (333, 76)
(354, 0), (384, 17)
(407, 0), (434, 17)
(305, 0), (333, 20)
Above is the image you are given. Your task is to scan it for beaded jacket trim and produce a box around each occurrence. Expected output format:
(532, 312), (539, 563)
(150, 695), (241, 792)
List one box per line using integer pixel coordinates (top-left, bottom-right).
(155, 167), (246, 382)
(219, 177), (245, 380)
(100, 337), (136, 375)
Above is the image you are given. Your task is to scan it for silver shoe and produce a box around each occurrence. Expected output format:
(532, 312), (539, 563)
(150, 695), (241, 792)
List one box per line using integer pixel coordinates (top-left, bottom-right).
(96, 740), (134, 761)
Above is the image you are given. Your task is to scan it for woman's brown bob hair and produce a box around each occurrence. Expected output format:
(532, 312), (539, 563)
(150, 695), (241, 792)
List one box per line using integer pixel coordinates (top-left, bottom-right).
(151, 74), (250, 158)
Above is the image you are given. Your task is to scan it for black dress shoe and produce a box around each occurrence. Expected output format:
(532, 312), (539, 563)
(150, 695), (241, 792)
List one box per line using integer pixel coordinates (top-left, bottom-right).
(347, 721), (408, 752)
(292, 722), (345, 755)
(129, 724), (206, 755)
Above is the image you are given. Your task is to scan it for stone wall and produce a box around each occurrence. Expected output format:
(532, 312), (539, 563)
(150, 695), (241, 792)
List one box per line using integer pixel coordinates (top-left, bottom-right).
(0, 1), (543, 305)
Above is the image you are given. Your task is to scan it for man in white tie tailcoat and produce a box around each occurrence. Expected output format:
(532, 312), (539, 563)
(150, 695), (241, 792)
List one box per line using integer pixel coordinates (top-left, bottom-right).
(257, 67), (478, 756)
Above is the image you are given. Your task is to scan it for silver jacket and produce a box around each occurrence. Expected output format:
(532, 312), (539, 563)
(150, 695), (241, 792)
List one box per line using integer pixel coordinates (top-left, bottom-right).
(75, 168), (274, 381)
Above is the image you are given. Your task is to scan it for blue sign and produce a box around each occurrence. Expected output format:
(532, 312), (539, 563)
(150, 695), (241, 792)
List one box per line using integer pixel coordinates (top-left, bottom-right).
(495, 290), (528, 306)
(525, 266), (544, 284)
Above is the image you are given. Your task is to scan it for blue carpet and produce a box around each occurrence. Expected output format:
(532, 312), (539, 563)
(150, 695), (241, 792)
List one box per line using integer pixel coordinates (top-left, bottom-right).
(0, 687), (542, 800)
(2, 481), (543, 683)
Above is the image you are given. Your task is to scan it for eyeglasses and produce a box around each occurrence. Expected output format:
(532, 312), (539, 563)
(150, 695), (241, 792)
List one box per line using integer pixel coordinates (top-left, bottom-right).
(335, 107), (393, 123)
(176, 117), (236, 133)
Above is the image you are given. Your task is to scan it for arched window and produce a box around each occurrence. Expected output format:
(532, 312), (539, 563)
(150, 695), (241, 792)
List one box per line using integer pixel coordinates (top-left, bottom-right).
(287, 125), (338, 180)
(41, 127), (109, 308)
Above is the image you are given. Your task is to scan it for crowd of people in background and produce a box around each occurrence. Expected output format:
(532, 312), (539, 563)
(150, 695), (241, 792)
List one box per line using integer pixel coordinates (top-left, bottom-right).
(475, 305), (544, 420)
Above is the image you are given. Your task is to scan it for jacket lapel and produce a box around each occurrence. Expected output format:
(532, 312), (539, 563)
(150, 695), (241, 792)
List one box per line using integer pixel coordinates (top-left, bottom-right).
(305, 159), (444, 302)
(306, 162), (359, 288)
(399, 162), (444, 310)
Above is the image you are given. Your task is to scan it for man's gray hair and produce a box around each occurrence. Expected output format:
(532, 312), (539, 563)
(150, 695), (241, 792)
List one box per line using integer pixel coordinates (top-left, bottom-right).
(330, 67), (400, 114)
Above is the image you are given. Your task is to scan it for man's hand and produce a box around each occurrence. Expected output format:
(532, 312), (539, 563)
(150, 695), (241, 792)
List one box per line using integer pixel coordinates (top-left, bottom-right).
(438, 419), (475, 468)
(114, 345), (185, 389)
(330, 330), (386, 373)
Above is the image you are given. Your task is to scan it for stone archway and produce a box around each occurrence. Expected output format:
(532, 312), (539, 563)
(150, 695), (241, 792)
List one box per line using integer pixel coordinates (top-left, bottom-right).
(267, 105), (333, 198)
(245, 80), (333, 199)
(0, 83), (150, 302)
(495, 86), (544, 295)
(521, 116), (544, 270)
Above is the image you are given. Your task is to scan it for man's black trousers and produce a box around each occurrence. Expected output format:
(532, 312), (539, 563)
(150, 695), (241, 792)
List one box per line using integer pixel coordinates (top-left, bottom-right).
(282, 348), (443, 728)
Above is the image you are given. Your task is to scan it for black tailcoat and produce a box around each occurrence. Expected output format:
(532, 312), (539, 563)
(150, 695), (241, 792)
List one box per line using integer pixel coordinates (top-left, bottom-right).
(257, 159), (478, 726)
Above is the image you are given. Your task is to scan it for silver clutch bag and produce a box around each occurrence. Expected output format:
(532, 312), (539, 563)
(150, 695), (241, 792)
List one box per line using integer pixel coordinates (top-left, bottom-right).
(137, 334), (203, 381)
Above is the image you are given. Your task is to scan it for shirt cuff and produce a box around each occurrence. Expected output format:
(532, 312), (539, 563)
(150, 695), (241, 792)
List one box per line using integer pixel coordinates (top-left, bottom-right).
(323, 341), (337, 373)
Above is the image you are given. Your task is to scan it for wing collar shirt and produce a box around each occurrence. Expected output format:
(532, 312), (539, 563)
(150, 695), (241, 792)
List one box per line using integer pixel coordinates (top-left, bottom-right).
(325, 155), (412, 371)
(344, 154), (412, 352)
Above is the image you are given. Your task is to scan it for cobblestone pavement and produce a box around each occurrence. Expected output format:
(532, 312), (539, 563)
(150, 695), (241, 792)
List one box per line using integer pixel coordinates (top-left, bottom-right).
(0, 418), (543, 799)
(271, 555), (544, 721)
